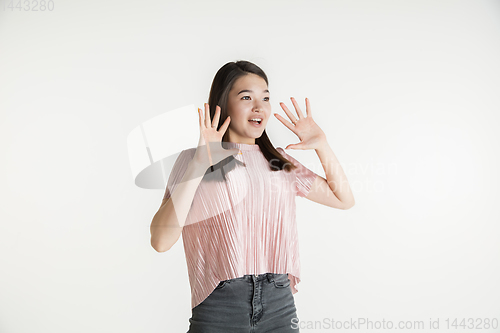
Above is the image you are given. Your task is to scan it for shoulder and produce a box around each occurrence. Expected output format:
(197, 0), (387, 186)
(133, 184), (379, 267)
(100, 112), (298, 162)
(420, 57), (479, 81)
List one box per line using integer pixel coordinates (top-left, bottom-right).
(275, 147), (285, 155)
(275, 147), (292, 162)
(275, 147), (295, 162)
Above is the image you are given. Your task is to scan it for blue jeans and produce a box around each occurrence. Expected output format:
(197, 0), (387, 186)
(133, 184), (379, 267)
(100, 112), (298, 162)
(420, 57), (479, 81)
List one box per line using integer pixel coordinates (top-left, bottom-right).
(187, 273), (300, 332)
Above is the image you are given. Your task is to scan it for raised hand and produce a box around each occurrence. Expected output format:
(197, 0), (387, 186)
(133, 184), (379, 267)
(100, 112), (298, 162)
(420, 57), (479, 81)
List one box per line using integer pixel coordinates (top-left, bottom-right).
(274, 97), (327, 150)
(194, 103), (240, 169)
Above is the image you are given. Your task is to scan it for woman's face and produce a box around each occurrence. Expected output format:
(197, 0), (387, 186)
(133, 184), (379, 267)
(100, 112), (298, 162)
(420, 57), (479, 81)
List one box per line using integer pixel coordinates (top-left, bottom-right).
(225, 73), (271, 144)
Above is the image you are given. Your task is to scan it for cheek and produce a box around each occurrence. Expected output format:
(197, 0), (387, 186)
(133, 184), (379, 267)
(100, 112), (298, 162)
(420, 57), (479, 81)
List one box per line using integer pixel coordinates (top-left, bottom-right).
(229, 115), (244, 129)
(231, 110), (246, 124)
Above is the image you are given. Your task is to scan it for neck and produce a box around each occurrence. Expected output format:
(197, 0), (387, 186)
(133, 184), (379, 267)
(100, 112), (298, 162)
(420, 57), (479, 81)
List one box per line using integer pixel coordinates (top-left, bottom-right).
(222, 141), (260, 150)
(226, 131), (256, 145)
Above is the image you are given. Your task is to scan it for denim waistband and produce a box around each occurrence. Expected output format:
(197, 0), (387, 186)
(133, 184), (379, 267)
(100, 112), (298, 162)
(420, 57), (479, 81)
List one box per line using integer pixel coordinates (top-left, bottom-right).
(226, 273), (287, 283)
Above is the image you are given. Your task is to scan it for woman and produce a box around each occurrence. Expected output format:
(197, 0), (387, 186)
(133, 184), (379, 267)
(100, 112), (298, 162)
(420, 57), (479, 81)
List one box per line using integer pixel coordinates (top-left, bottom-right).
(150, 60), (355, 332)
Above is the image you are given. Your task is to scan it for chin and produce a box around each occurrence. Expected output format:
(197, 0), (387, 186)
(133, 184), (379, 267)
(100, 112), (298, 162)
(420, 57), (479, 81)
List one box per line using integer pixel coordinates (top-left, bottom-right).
(251, 130), (265, 138)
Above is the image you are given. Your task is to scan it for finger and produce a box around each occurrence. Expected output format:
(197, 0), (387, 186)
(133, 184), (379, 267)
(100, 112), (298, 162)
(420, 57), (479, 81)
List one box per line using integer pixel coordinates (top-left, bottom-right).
(305, 97), (312, 117)
(286, 143), (303, 150)
(204, 103), (211, 128)
(274, 113), (296, 134)
(212, 105), (221, 128)
(290, 97), (304, 119)
(198, 107), (204, 128)
(279, 102), (298, 124)
(219, 115), (231, 135)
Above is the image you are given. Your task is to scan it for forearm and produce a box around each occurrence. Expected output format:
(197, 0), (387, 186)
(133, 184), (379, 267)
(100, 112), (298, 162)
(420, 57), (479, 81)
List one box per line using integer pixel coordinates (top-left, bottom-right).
(150, 159), (208, 252)
(315, 140), (355, 207)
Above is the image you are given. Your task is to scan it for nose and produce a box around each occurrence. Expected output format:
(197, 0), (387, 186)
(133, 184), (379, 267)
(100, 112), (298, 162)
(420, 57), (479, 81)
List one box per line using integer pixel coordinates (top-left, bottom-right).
(253, 100), (265, 112)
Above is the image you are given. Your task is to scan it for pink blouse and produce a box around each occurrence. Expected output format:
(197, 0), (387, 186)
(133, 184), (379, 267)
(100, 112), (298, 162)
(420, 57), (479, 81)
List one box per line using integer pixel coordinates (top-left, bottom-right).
(163, 141), (319, 309)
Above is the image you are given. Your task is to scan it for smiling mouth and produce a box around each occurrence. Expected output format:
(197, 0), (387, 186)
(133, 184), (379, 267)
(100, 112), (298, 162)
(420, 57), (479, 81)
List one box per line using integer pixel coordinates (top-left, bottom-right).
(248, 119), (263, 128)
(248, 115), (264, 124)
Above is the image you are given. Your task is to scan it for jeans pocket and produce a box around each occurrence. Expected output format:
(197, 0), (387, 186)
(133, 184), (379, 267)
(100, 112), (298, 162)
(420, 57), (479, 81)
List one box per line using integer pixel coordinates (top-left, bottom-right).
(272, 273), (290, 288)
(215, 279), (229, 290)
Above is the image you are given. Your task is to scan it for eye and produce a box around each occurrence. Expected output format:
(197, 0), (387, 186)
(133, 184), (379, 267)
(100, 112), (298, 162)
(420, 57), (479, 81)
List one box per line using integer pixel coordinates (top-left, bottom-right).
(241, 96), (270, 101)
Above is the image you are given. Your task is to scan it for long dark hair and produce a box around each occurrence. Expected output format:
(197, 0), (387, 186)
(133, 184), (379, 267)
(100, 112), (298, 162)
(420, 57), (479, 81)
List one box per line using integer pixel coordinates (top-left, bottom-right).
(207, 60), (297, 173)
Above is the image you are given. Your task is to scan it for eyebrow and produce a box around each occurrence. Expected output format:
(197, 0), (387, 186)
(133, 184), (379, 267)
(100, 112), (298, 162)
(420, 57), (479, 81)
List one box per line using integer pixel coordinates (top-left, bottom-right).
(237, 89), (270, 95)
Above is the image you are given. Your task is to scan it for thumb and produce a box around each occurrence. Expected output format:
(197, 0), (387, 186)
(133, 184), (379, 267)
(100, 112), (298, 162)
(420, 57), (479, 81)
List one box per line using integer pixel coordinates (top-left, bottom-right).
(286, 143), (305, 150)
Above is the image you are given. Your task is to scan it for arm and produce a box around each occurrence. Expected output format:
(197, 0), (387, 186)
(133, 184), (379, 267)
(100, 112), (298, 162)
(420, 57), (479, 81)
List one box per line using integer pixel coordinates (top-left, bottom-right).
(150, 103), (238, 252)
(150, 158), (209, 253)
(274, 97), (355, 210)
(306, 140), (355, 209)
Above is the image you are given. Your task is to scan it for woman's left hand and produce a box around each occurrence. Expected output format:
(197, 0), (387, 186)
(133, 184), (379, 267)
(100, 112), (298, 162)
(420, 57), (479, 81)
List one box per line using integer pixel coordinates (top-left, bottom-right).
(274, 97), (327, 150)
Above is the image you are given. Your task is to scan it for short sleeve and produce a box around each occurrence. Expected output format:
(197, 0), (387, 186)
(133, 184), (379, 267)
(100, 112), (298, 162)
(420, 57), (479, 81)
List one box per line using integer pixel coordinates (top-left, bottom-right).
(277, 148), (319, 198)
(162, 149), (196, 201)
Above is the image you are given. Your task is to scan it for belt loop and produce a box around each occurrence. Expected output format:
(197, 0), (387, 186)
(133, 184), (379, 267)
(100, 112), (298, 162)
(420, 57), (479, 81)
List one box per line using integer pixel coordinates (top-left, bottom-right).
(266, 273), (274, 283)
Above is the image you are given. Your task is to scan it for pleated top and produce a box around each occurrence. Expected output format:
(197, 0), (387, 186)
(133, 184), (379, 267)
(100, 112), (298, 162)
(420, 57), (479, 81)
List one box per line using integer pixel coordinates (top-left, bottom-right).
(162, 141), (319, 309)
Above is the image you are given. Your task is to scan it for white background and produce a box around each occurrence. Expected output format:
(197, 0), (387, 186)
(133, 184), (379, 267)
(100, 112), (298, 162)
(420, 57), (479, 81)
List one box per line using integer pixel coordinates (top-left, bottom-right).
(1, 0), (499, 332)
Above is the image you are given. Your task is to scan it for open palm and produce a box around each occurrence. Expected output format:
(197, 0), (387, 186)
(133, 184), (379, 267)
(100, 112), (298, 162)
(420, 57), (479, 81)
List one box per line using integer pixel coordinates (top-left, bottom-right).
(195, 103), (239, 167)
(274, 97), (327, 150)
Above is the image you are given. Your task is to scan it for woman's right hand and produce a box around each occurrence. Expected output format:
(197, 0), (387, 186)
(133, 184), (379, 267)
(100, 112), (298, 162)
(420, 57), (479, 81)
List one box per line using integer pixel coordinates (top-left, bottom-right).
(194, 103), (240, 169)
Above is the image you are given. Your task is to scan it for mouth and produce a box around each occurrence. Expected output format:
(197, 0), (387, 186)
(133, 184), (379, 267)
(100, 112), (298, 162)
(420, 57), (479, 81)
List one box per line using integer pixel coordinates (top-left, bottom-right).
(248, 117), (263, 127)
